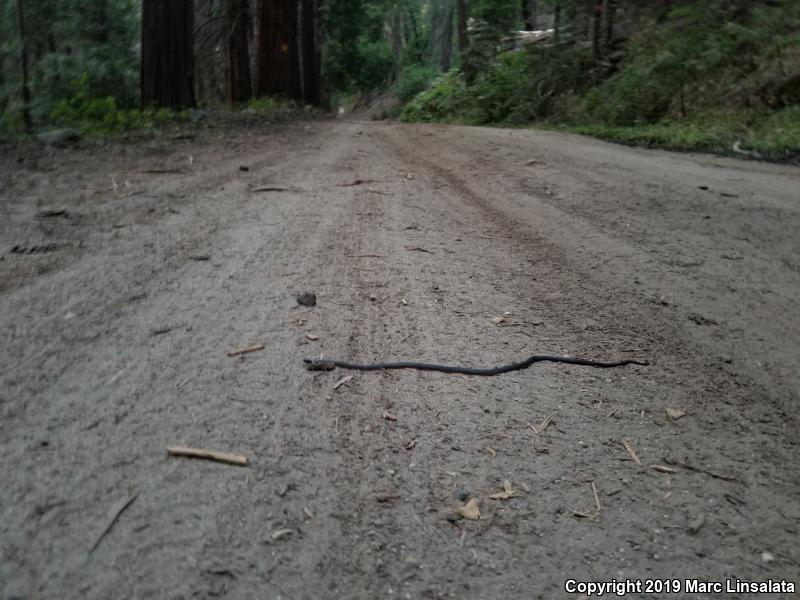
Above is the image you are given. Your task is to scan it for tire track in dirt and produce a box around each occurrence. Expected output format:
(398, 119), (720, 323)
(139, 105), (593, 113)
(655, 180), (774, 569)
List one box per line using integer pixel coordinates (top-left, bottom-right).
(2, 119), (798, 598)
(366, 122), (800, 596)
(0, 122), (364, 598)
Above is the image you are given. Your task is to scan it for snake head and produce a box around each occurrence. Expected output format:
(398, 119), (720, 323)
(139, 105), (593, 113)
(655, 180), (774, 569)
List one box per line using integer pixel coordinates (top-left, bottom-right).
(304, 358), (336, 371)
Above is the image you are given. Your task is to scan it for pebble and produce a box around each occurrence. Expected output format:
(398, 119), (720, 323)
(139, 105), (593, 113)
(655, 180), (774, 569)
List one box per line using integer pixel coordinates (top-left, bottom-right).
(297, 292), (316, 307)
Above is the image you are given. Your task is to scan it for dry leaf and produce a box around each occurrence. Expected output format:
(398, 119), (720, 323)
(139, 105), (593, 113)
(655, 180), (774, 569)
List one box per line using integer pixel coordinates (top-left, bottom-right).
(489, 479), (520, 501)
(382, 411), (398, 421)
(525, 159), (544, 166)
(305, 333), (319, 341)
(490, 311), (512, 326)
(666, 408), (687, 420)
(456, 498), (481, 520)
(485, 447), (497, 457)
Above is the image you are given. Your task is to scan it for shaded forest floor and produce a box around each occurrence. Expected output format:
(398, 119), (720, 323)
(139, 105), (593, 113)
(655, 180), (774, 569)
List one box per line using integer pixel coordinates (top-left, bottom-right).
(1, 119), (799, 598)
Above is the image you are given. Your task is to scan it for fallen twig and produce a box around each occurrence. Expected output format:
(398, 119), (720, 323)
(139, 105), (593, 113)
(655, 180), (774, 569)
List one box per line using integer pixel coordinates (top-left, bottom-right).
(166, 446), (248, 466)
(573, 482), (601, 519)
(336, 178), (376, 187)
(333, 375), (353, 390)
(405, 246), (433, 254)
(150, 326), (176, 336)
(652, 465), (677, 474)
(623, 440), (642, 465)
(662, 457), (741, 483)
(251, 186), (294, 193)
(226, 344), (265, 357)
(529, 415), (552, 433)
(90, 491), (138, 553)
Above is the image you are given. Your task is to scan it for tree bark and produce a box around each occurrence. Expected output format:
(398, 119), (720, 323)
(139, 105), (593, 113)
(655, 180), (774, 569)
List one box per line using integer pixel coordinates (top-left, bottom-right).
(225, 0), (252, 104)
(255, 0), (300, 99)
(522, 0), (532, 31)
(391, 2), (403, 79)
(553, 1), (561, 43)
(604, 0), (614, 48)
(439, 0), (453, 72)
(299, 0), (321, 104)
(592, 1), (603, 59)
(456, 0), (468, 54)
(141, 0), (196, 109)
(15, 0), (32, 132)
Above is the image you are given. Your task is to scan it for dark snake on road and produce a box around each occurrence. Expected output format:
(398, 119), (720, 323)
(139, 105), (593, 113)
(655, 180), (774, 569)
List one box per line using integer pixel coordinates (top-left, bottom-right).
(304, 354), (648, 376)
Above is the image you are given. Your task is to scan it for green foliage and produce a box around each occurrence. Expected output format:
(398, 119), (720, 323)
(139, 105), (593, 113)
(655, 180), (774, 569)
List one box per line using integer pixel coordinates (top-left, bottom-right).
(401, 0), (800, 162)
(393, 64), (437, 103)
(401, 71), (473, 123)
(403, 44), (593, 124)
(247, 96), (285, 112)
(584, 4), (738, 125)
(1, 0), (140, 130)
(570, 105), (800, 161)
(472, 0), (519, 36)
(323, 0), (397, 92)
(356, 40), (396, 89)
(324, 36), (395, 92)
(582, 1), (800, 126)
(50, 73), (184, 135)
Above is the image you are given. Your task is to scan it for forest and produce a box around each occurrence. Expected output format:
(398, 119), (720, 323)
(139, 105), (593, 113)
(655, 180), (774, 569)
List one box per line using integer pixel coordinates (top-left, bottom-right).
(0, 0), (798, 158)
(2, 2), (800, 598)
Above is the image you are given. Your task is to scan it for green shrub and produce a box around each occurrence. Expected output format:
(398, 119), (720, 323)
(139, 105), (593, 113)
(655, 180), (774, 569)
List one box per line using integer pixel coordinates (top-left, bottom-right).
(401, 72), (474, 123)
(50, 73), (184, 135)
(402, 44), (593, 125)
(581, 2), (784, 126)
(247, 96), (285, 113)
(393, 65), (437, 103)
(356, 40), (394, 90)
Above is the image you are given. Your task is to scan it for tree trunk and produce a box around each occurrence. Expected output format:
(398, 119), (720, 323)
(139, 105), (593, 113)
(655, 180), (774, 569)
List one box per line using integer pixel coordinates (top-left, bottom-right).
(15, 0), (32, 132)
(604, 0), (614, 48)
(299, 0), (321, 104)
(391, 3), (403, 78)
(573, 1), (589, 42)
(255, 0), (300, 99)
(553, 1), (561, 43)
(439, 0), (453, 72)
(141, 0), (196, 109)
(456, 0), (468, 54)
(592, 1), (603, 59)
(531, 0), (537, 30)
(521, 0), (532, 31)
(225, 0), (252, 104)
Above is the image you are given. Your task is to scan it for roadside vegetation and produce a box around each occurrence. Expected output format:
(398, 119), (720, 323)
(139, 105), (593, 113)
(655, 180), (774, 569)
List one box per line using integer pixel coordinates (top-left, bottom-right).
(1, 0), (797, 160)
(400, 1), (800, 161)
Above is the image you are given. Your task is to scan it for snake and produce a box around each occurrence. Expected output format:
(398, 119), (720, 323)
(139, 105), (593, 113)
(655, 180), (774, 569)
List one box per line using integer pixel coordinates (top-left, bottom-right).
(304, 354), (648, 376)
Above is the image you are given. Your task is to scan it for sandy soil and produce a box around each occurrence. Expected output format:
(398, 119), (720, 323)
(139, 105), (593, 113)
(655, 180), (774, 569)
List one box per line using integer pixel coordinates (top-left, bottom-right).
(1, 119), (799, 599)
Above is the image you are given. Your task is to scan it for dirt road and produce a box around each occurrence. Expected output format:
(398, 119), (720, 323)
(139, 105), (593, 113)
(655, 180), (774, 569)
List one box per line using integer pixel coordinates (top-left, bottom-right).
(1, 119), (799, 599)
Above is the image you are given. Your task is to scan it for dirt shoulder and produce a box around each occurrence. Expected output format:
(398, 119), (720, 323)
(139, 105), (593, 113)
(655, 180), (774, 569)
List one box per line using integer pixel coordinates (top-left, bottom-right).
(1, 120), (798, 599)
